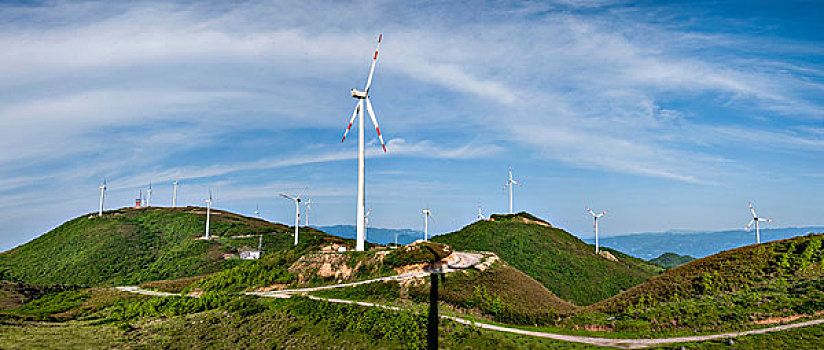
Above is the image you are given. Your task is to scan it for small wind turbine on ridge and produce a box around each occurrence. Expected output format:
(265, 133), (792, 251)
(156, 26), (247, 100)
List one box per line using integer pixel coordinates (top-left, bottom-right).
(172, 180), (180, 207)
(254, 204), (260, 218)
(304, 199), (312, 226)
(280, 188), (306, 246)
(340, 34), (388, 251)
(98, 179), (107, 217)
(503, 165), (521, 214)
(746, 202), (773, 244)
(586, 206), (608, 253)
(477, 201), (484, 220)
(146, 182), (152, 207)
(422, 204), (433, 241)
(204, 190), (213, 239)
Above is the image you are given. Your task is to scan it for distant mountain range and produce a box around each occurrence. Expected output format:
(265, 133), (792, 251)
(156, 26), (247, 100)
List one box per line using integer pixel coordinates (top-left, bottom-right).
(314, 225), (423, 246)
(590, 226), (824, 260)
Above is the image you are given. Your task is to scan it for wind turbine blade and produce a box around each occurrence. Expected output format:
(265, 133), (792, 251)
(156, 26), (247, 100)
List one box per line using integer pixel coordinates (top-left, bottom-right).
(279, 193), (294, 200)
(364, 34), (382, 92)
(749, 202), (757, 217)
(746, 219), (755, 230)
(759, 217), (773, 222)
(365, 98), (387, 152)
(586, 206), (596, 216)
(341, 103), (360, 142)
(297, 186), (307, 199)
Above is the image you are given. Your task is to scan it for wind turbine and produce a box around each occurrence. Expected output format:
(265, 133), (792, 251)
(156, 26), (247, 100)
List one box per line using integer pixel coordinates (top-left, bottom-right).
(364, 207), (372, 227)
(477, 201), (484, 220)
(172, 180), (180, 207)
(503, 165), (521, 214)
(205, 190), (213, 239)
(340, 34), (388, 251)
(304, 199), (312, 227)
(586, 206), (608, 253)
(422, 206), (434, 241)
(746, 202), (773, 244)
(254, 204), (260, 218)
(98, 179), (107, 217)
(146, 182), (152, 207)
(280, 189), (305, 246)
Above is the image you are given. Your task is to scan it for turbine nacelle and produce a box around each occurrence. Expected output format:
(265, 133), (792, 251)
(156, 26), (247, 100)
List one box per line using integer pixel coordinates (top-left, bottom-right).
(351, 89), (368, 99)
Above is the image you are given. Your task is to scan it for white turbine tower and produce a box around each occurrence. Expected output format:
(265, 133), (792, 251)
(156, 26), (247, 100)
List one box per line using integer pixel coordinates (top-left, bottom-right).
(586, 206), (608, 253)
(146, 182), (152, 207)
(365, 207), (372, 227)
(280, 190), (305, 246)
(503, 165), (521, 214)
(98, 179), (107, 217)
(422, 206), (433, 241)
(205, 190), (213, 239)
(172, 180), (180, 207)
(254, 204), (260, 218)
(340, 34), (388, 252)
(477, 201), (484, 220)
(746, 202), (773, 244)
(304, 199), (312, 227)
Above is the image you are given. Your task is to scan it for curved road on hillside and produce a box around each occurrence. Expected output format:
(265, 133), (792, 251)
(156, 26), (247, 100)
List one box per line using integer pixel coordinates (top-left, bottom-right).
(115, 251), (824, 349)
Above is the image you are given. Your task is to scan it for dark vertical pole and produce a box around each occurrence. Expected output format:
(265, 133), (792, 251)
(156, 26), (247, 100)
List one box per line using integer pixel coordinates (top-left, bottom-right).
(427, 272), (439, 350)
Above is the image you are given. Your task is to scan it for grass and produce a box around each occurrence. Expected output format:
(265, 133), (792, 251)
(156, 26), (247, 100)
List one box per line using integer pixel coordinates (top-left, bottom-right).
(433, 212), (662, 305)
(383, 241), (452, 267)
(649, 252), (696, 269)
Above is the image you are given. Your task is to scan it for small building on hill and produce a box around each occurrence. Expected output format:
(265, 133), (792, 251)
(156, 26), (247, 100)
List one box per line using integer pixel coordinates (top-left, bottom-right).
(240, 250), (262, 260)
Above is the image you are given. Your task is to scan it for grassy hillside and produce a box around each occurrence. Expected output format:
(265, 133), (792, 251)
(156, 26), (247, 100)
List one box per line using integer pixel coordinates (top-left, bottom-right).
(570, 233), (824, 333)
(432, 212), (662, 306)
(649, 252), (695, 268)
(0, 207), (345, 286)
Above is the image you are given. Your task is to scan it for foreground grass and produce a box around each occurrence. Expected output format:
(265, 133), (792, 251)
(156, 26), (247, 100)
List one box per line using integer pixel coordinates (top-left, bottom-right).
(0, 319), (127, 350)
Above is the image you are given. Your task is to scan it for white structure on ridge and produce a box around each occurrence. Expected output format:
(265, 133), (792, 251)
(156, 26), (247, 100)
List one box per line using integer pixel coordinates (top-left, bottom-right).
(304, 199), (312, 226)
(172, 180), (180, 207)
(503, 165), (521, 214)
(586, 206), (608, 253)
(146, 182), (152, 207)
(205, 190), (213, 239)
(280, 190), (305, 246)
(422, 206), (433, 241)
(746, 202), (773, 244)
(98, 179), (107, 217)
(340, 34), (388, 251)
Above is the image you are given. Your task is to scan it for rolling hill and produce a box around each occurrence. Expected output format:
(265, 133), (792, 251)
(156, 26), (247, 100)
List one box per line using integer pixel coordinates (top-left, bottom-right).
(649, 252), (695, 268)
(432, 212), (663, 306)
(0, 207), (349, 287)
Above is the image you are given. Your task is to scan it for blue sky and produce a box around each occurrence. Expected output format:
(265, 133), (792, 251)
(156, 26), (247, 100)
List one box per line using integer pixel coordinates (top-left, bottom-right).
(1, 0), (822, 251)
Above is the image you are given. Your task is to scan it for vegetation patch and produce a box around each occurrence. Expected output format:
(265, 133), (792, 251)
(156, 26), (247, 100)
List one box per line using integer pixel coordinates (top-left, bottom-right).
(649, 252), (696, 269)
(384, 241), (452, 268)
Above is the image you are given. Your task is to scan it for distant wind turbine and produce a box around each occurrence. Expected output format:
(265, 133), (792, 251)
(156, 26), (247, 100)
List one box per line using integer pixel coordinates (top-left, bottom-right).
(422, 205), (434, 241)
(146, 182), (152, 207)
(254, 204), (260, 218)
(280, 188), (306, 246)
(365, 207), (372, 227)
(304, 199), (312, 226)
(172, 180), (180, 207)
(503, 165), (521, 214)
(586, 206), (608, 253)
(340, 34), (388, 251)
(205, 190), (213, 239)
(477, 201), (484, 220)
(98, 179), (107, 217)
(746, 202), (773, 244)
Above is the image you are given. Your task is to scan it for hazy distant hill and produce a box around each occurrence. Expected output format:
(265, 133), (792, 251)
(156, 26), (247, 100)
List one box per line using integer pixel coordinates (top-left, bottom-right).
(432, 212), (663, 306)
(593, 226), (824, 259)
(0, 207), (346, 286)
(649, 252), (695, 268)
(314, 225), (423, 246)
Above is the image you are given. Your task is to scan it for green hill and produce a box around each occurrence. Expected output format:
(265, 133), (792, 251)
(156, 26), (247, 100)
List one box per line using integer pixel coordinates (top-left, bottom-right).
(0, 207), (347, 287)
(595, 233), (824, 313)
(431, 213), (662, 306)
(649, 252), (695, 268)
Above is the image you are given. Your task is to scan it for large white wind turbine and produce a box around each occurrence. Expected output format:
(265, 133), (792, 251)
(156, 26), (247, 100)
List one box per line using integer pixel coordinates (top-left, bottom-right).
(503, 165), (521, 214)
(340, 34), (388, 252)
(586, 206), (608, 253)
(172, 180), (180, 207)
(422, 206), (433, 241)
(146, 182), (152, 207)
(280, 190), (305, 246)
(98, 179), (107, 217)
(304, 199), (312, 226)
(746, 202), (773, 244)
(205, 190), (213, 239)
